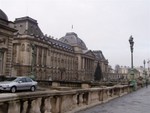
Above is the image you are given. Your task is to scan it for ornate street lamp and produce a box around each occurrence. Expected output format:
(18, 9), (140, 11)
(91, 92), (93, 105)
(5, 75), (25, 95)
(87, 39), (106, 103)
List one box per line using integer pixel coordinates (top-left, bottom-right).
(129, 35), (134, 69)
(143, 60), (146, 70)
(129, 35), (136, 89)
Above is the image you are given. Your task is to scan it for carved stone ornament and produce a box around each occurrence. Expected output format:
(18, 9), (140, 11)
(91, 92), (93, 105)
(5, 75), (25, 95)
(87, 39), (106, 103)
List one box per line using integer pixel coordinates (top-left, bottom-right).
(0, 38), (6, 44)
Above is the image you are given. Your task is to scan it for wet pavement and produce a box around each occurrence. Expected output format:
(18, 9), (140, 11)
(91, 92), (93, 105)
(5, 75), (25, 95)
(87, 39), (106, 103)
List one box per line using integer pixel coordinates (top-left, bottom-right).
(77, 86), (150, 113)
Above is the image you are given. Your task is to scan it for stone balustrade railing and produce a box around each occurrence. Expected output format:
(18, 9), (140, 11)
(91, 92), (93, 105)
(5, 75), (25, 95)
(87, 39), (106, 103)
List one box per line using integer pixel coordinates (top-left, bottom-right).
(0, 85), (133, 113)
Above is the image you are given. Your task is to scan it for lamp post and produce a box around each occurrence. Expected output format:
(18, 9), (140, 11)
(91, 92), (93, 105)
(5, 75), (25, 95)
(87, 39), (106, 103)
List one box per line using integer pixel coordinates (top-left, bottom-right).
(129, 35), (134, 73)
(143, 60), (146, 72)
(129, 35), (136, 89)
(129, 36), (134, 69)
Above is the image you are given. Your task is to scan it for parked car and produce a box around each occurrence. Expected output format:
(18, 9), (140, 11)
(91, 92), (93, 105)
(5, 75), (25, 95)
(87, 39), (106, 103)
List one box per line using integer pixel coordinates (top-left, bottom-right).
(0, 76), (37, 93)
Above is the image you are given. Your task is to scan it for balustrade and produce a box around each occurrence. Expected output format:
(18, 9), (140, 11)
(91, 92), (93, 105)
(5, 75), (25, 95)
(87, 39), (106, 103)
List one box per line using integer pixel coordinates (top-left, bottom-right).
(0, 85), (133, 113)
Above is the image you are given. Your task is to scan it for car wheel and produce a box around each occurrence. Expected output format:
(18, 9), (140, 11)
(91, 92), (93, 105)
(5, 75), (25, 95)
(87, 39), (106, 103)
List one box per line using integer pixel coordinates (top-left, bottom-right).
(31, 86), (35, 92)
(11, 86), (16, 93)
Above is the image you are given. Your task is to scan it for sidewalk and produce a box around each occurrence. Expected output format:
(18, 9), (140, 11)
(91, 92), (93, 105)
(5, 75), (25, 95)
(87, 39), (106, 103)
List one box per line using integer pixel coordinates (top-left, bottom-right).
(77, 86), (150, 113)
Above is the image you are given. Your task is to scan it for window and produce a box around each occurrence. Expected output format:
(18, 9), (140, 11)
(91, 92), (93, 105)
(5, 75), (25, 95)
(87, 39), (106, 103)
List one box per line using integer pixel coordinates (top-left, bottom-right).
(26, 77), (32, 82)
(20, 78), (26, 82)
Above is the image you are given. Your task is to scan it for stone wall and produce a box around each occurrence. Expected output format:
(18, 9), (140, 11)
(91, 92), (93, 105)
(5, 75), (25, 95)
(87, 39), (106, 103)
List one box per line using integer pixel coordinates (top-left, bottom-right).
(0, 85), (133, 113)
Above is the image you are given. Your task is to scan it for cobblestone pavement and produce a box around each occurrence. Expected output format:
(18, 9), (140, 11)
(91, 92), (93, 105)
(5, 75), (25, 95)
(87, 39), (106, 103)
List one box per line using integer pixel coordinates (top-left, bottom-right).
(77, 86), (150, 113)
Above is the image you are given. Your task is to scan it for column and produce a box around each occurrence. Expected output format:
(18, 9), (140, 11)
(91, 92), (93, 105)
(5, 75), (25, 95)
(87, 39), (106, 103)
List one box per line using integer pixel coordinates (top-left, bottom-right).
(84, 58), (85, 70)
(83, 57), (85, 69)
(0, 51), (3, 75)
(36, 47), (39, 66)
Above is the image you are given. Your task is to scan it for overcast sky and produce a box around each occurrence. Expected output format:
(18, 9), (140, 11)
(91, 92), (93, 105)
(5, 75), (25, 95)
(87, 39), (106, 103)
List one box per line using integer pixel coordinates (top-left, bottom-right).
(1, 0), (150, 68)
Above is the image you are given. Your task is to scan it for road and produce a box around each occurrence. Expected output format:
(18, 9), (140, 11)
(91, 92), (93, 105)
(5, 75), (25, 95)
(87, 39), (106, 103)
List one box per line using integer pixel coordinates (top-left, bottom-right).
(77, 86), (150, 113)
(0, 86), (51, 94)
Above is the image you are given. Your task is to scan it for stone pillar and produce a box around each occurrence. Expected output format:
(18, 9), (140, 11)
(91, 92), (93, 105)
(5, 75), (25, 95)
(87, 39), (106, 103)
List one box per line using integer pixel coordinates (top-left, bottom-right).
(107, 89), (110, 98)
(87, 92), (91, 105)
(60, 95), (71, 113)
(0, 103), (8, 113)
(79, 93), (83, 106)
(21, 101), (28, 113)
(72, 94), (78, 109)
(29, 98), (42, 113)
(103, 89), (108, 102)
(43, 97), (52, 113)
(99, 90), (103, 102)
(55, 97), (61, 113)
(8, 101), (20, 113)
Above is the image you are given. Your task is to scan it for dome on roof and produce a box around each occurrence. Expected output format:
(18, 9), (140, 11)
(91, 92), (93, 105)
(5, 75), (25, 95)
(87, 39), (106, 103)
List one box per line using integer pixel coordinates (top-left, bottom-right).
(0, 9), (8, 21)
(59, 32), (87, 50)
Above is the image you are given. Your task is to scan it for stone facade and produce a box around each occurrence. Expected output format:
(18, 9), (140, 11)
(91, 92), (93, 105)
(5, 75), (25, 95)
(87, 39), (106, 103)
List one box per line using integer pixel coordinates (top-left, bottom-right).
(0, 9), (17, 76)
(0, 9), (109, 81)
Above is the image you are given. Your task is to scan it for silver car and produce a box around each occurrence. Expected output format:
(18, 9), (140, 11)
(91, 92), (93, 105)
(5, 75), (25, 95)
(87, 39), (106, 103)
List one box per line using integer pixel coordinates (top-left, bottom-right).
(0, 76), (37, 93)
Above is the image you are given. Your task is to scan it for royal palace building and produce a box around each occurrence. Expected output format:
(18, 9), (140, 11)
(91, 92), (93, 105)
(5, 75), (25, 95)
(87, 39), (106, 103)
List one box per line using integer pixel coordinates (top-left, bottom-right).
(0, 9), (17, 76)
(0, 9), (109, 81)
